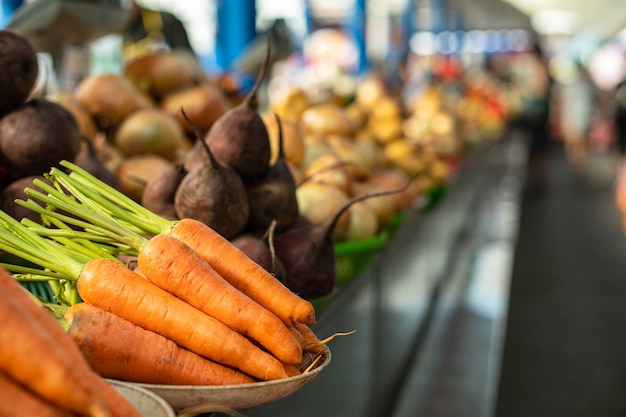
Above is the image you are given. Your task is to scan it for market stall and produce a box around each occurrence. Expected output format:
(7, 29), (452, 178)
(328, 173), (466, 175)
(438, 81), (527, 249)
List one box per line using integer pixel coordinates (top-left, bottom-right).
(3, 0), (623, 415)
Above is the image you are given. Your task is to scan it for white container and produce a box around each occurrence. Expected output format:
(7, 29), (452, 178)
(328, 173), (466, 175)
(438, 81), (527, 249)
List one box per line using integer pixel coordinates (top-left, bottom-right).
(108, 379), (176, 417)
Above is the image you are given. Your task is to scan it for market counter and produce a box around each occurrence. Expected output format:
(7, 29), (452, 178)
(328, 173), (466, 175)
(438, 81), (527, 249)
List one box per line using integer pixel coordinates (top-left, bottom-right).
(244, 134), (526, 417)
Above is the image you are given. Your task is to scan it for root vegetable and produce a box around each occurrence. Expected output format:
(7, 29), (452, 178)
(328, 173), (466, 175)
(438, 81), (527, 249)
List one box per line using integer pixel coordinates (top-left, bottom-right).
(275, 180), (415, 299)
(0, 267), (112, 417)
(141, 163), (186, 219)
(68, 304), (256, 385)
(137, 233), (303, 365)
(113, 108), (185, 160)
(0, 30), (38, 115)
(0, 98), (81, 183)
(174, 110), (250, 239)
(245, 114), (299, 233)
(185, 43), (272, 180)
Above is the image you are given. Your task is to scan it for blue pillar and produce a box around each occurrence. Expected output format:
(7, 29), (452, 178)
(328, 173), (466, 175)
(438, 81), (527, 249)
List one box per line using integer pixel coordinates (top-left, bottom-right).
(215, 0), (257, 71)
(1, 0), (24, 28)
(345, 0), (368, 74)
(401, 0), (416, 57)
(430, 0), (446, 32)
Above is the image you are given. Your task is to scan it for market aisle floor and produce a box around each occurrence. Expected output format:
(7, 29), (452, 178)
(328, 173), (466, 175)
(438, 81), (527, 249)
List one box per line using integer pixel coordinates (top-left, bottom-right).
(494, 144), (626, 416)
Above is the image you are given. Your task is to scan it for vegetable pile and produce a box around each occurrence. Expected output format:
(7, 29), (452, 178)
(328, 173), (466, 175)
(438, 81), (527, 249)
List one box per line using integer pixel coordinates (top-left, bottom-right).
(0, 161), (337, 386)
(0, 265), (142, 417)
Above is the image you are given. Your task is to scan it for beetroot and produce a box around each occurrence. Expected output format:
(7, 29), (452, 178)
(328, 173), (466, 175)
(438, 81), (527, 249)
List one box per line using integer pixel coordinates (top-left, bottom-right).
(174, 109), (249, 239)
(141, 163), (186, 220)
(231, 222), (287, 283)
(184, 42), (272, 181)
(0, 30), (38, 116)
(1, 176), (47, 223)
(245, 114), (299, 233)
(274, 177), (416, 299)
(0, 98), (82, 186)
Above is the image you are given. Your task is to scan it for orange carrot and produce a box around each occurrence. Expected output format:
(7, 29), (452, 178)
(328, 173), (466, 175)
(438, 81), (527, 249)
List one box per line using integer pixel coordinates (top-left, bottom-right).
(77, 257), (289, 381)
(23, 164), (315, 326)
(294, 323), (326, 354)
(137, 233), (303, 365)
(0, 268), (111, 417)
(0, 269), (142, 417)
(64, 301), (89, 320)
(69, 304), (256, 385)
(0, 371), (76, 417)
(169, 218), (316, 326)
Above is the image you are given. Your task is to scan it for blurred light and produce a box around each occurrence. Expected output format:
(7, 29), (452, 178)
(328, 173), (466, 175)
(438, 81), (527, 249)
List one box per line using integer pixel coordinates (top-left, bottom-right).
(436, 31), (459, 55)
(409, 31), (436, 55)
(589, 41), (626, 91)
(531, 9), (579, 35)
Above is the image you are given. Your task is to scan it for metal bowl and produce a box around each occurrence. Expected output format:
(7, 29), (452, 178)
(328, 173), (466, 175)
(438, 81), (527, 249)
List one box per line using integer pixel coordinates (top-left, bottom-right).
(108, 379), (176, 417)
(130, 346), (331, 414)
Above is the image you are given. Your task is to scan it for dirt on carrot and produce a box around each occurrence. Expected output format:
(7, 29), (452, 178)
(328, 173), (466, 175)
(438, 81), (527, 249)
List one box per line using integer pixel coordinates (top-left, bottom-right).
(0, 267), (113, 417)
(69, 304), (256, 385)
(137, 233), (303, 365)
(169, 218), (316, 326)
(77, 257), (289, 381)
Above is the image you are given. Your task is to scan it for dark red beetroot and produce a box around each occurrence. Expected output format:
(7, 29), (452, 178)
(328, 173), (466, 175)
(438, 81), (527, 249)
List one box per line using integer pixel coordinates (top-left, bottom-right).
(245, 114), (299, 234)
(1, 175), (48, 223)
(184, 42), (272, 181)
(141, 163), (186, 220)
(231, 221), (287, 283)
(0, 30), (38, 116)
(0, 98), (82, 186)
(274, 177), (416, 300)
(174, 109), (250, 239)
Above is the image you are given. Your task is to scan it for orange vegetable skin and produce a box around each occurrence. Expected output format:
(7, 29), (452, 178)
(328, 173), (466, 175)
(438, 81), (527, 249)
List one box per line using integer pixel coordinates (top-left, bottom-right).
(169, 218), (316, 326)
(76, 258), (288, 381)
(138, 233), (302, 365)
(0, 268), (112, 417)
(0, 371), (76, 417)
(294, 323), (326, 354)
(69, 304), (256, 385)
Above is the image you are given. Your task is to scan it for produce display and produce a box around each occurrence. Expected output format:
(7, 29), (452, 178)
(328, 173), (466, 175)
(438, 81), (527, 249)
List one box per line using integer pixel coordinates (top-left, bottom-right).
(0, 24), (517, 413)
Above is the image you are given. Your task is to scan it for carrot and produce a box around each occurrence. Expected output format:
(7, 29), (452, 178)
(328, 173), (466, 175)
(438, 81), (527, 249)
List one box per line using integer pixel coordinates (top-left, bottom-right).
(169, 218), (316, 326)
(0, 265), (142, 417)
(0, 371), (76, 417)
(69, 304), (256, 385)
(294, 323), (356, 354)
(64, 301), (89, 320)
(294, 323), (326, 354)
(137, 233), (303, 365)
(33, 162), (316, 326)
(0, 209), (288, 382)
(0, 268), (111, 417)
(77, 257), (289, 381)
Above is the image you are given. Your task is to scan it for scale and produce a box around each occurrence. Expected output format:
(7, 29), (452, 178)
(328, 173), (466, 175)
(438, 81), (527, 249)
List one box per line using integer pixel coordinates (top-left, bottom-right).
(7, 0), (133, 91)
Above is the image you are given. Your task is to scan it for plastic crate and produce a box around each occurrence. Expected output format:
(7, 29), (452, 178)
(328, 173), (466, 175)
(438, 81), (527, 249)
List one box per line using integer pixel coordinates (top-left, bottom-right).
(333, 229), (389, 285)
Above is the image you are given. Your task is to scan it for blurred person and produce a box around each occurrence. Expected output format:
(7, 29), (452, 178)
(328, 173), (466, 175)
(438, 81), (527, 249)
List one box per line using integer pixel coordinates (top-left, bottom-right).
(510, 41), (553, 194)
(554, 61), (597, 171)
(614, 76), (626, 160)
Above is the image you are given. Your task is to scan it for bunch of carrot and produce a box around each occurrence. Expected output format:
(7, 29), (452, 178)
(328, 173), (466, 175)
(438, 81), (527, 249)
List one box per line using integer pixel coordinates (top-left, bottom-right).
(0, 265), (142, 417)
(0, 161), (333, 386)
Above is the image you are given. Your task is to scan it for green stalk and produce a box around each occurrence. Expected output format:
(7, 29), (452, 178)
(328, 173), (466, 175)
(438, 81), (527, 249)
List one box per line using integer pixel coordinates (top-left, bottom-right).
(17, 191), (147, 251)
(1, 264), (68, 280)
(0, 210), (84, 280)
(58, 161), (174, 234)
(50, 169), (161, 236)
(23, 217), (124, 262)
